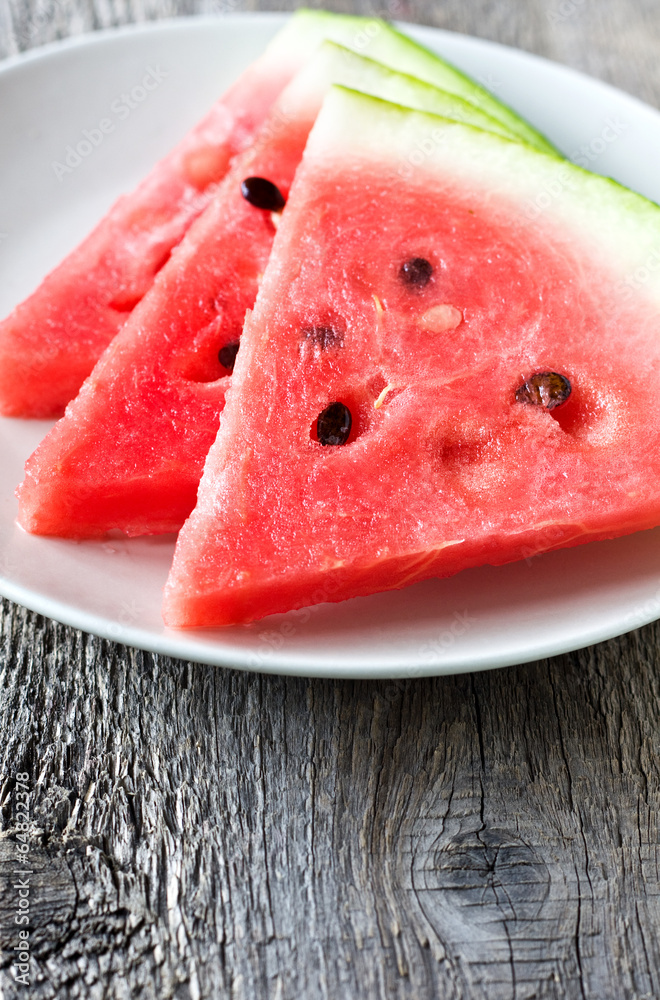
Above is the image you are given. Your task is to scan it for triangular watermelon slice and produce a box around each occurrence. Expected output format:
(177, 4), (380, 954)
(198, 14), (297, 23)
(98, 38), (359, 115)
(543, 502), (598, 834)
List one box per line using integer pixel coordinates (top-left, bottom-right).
(17, 43), (536, 539)
(0, 10), (555, 420)
(162, 87), (660, 628)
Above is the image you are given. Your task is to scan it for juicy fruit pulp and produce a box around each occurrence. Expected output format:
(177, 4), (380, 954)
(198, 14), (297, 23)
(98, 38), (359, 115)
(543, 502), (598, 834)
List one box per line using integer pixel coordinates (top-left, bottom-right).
(163, 88), (660, 628)
(0, 9), (553, 419)
(18, 43), (541, 539)
(0, 18), (298, 418)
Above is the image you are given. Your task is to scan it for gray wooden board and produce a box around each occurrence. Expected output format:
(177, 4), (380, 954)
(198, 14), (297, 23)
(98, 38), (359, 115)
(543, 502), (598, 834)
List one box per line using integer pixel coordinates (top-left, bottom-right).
(1, 0), (660, 997)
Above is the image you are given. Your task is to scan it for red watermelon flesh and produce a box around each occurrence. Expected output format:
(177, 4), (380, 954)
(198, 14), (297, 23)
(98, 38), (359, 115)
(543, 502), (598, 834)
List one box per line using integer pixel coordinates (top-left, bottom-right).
(0, 23), (308, 419)
(16, 45), (526, 539)
(0, 12), (398, 419)
(162, 87), (660, 628)
(0, 11), (554, 421)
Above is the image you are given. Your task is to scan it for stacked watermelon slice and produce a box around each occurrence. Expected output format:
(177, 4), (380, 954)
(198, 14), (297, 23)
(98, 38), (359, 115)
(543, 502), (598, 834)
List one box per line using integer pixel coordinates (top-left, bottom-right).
(6, 10), (660, 629)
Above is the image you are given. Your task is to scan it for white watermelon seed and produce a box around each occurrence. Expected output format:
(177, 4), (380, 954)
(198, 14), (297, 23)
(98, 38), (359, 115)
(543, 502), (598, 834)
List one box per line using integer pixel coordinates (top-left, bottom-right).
(418, 304), (463, 333)
(374, 384), (395, 409)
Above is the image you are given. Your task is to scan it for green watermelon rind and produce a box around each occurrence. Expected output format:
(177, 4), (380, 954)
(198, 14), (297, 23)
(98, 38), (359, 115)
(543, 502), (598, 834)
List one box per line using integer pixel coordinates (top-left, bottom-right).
(276, 41), (537, 148)
(289, 8), (560, 156)
(315, 42), (541, 145)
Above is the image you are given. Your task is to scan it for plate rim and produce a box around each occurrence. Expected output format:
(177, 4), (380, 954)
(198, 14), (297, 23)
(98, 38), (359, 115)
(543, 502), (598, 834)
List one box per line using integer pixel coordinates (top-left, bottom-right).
(2, 9), (659, 127)
(2, 13), (660, 678)
(0, 564), (646, 678)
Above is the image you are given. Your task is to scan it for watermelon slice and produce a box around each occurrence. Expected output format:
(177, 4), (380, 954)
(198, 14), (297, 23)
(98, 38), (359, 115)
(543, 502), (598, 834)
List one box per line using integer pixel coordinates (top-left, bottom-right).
(0, 11), (555, 420)
(17, 43), (536, 539)
(162, 87), (660, 628)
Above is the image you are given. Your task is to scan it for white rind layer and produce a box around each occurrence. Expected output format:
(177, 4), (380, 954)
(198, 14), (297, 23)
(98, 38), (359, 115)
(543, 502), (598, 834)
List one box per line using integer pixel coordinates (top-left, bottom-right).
(299, 86), (660, 306)
(261, 9), (557, 154)
(275, 41), (524, 143)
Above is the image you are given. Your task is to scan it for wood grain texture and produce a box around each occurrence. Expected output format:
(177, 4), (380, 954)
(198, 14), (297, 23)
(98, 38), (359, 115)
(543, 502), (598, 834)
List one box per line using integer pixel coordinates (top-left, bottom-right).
(1, 1), (660, 997)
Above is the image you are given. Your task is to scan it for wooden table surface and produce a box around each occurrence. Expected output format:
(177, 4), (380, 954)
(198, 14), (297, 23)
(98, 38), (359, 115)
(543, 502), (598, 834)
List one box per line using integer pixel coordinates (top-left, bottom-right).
(1, 1), (660, 997)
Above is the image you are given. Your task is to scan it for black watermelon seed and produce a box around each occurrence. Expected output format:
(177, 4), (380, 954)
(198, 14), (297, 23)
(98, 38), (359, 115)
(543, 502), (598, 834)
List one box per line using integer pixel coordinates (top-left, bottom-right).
(515, 371), (572, 410)
(240, 176), (286, 212)
(218, 341), (240, 372)
(317, 402), (352, 446)
(400, 257), (433, 287)
(302, 325), (343, 350)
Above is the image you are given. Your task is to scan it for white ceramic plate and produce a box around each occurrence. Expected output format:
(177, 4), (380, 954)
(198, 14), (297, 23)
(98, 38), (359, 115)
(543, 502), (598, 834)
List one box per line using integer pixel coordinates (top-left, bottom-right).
(2, 14), (660, 679)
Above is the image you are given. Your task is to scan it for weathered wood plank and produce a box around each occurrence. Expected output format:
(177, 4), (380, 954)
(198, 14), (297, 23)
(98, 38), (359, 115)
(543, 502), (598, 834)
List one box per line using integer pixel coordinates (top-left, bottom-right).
(1, 597), (660, 998)
(2, 1), (660, 997)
